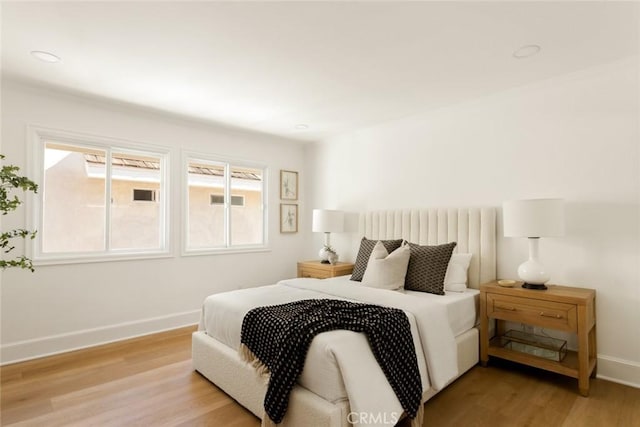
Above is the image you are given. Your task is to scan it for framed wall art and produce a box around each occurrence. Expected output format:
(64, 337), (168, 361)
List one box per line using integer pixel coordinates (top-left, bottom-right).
(280, 203), (298, 233)
(280, 170), (298, 200)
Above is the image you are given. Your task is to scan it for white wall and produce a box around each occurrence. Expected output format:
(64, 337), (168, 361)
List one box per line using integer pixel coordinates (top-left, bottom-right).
(306, 58), (640, 386)
(1, 80), (308, 363)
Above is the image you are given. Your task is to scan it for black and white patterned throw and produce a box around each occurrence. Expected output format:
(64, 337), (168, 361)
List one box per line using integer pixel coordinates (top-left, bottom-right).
(240, 299), (422, 424)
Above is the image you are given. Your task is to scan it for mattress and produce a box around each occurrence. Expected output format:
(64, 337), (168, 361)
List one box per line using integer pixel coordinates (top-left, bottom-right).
(199, 276), (478, 403)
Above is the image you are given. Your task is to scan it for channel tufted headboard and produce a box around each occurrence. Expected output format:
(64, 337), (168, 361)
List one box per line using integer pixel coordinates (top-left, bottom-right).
(358, 208), (496, 289)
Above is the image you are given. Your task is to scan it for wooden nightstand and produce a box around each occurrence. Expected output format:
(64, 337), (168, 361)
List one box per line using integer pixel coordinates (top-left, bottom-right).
(297, 261), (354, 279)
(480, 280), (596, 396)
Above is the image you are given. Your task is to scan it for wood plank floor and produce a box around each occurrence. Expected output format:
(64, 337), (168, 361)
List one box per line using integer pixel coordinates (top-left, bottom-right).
(1, 326), (638, 426)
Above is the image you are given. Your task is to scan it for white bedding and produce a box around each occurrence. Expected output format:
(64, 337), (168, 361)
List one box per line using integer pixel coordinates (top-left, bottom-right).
(199, 276), (478, 405)
(405, 287), (479, 337)
(199, 280), (354, 402)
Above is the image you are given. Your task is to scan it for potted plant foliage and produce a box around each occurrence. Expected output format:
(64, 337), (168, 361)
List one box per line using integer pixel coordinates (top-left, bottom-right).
(1, 154), (38, 271)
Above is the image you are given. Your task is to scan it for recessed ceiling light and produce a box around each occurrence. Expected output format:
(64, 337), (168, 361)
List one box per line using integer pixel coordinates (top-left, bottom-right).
(30, 50), (61, 63)
(513, 45), (541, 59)
(294, 124), (309, 130)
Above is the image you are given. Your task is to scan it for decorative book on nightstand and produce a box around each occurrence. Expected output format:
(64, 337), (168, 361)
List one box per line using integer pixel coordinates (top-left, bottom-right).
(297, 261), (354, 279)
(480, 280), (597, 396)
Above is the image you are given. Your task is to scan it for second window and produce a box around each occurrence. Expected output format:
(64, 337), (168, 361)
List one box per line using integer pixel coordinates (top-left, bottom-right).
(185, 155), (266, 252)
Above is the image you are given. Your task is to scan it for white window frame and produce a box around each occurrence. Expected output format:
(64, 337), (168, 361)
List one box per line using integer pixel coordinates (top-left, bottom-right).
(182, 151), (268, 256)
(27, 126), (171, 265)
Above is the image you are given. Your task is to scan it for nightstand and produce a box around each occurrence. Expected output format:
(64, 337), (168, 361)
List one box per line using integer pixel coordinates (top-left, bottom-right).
(480, 280), (596, 396)
(297, 261), (354, 279)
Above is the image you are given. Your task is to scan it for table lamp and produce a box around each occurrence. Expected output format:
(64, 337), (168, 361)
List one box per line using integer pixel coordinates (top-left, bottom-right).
(503, 199), (565, 290)
(312, 209), (344, 264)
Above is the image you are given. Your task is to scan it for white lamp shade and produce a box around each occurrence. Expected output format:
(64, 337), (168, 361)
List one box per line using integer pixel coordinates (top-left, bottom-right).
(503, 199), (565, 238)
(312, 209), (344, 233)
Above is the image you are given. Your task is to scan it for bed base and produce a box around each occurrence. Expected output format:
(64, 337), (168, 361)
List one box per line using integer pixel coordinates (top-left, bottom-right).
(192, 327), (479, 426)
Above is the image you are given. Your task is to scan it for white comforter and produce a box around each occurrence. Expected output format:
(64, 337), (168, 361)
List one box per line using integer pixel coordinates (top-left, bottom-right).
(199, 278), (458, 426)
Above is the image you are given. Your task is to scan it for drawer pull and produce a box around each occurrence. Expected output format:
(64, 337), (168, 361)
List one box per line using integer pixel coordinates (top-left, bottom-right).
(540, 312), (562, 319)
(496, 305), (516, 311)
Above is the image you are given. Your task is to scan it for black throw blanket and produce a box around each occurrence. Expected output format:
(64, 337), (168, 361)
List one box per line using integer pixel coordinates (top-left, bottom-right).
(240, 299), (422, 424)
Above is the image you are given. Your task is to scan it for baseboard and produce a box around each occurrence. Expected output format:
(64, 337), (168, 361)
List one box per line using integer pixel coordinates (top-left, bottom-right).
(0, 309), (200, 365)
(597, 354), (640, 389)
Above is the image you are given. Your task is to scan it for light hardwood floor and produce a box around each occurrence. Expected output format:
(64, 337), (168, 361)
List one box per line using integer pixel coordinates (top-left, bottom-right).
(1, 326), (638, 426)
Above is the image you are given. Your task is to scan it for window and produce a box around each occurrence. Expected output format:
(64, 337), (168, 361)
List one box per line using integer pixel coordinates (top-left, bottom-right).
(210, 194), (245, 207)
(231, 195), (245, 207)
(133, 189), (157, 202)
(30, 127), (170, 262)
(185, 154), (266, 252)
(210, 194), (225, 205)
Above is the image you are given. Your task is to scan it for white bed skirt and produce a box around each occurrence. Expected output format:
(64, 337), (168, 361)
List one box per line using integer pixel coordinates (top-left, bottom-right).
(192, 327), (479, 426)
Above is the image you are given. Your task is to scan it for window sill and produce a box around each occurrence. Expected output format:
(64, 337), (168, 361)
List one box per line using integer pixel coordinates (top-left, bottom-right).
(33, 251), (173, 266)
(182, 246), (271, 257)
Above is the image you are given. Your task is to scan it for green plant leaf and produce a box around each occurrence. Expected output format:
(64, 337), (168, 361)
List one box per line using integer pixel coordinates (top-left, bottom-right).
(1, 154), (38, 272)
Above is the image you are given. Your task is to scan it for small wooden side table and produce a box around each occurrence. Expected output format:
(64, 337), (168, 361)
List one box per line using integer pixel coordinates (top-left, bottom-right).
(480, 280), (596, 396)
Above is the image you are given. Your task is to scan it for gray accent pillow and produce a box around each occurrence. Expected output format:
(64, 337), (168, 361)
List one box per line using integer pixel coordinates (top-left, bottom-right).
(405, 242), (457, 295)
(361, 241), (411, 291)
(350, 237), (404, 282)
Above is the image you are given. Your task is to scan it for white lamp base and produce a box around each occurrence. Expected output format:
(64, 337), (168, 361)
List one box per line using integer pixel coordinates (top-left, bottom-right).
(318, 247), (330, 264)
(318, 232), (338, 264)
(518, 238), (550, 290)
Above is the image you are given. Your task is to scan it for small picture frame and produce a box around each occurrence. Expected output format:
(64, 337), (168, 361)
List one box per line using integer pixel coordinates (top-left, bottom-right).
(280, 170), (298, 200)
(280, 204), (298, 233)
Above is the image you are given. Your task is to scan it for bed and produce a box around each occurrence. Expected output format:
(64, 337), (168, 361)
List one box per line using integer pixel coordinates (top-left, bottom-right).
(192, 207), (496, 426)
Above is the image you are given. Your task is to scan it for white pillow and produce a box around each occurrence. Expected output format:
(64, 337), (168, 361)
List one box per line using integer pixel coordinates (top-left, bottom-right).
(361, 241), (411, 291)
(444, 253), (473, 292)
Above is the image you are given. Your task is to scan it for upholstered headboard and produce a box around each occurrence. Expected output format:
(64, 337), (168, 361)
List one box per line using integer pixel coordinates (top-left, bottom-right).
(358, 208), (496, 289)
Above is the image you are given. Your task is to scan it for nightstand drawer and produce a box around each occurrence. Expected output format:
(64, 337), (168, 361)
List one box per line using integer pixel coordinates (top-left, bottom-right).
(487, 294), (577, 332)
(299, 267), (333, 279)
(297, 261), (354, 279)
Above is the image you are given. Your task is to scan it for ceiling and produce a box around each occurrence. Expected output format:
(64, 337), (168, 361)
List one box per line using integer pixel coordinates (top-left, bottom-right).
(2, 2), (638, 142)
